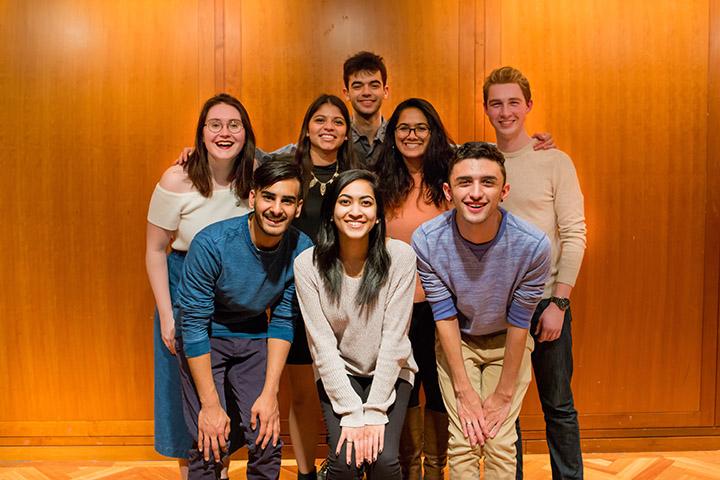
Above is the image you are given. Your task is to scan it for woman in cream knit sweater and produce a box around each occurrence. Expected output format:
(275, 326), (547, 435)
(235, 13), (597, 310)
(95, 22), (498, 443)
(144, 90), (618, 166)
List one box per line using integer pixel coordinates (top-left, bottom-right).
(294, 169), (418, 480)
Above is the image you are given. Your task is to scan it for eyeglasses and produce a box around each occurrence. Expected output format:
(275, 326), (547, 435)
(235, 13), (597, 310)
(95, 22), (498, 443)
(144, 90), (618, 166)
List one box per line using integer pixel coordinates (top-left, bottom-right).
(396, 123), (431, 138)
(205, 118), (244, 134)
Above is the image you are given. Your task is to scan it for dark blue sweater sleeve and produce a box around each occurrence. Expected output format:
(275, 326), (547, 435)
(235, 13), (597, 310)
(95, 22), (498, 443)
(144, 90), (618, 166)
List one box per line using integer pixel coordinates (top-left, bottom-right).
(268, 281), (296, 343)
(268, 234), (312, 343)
(178, 233), (222, 358)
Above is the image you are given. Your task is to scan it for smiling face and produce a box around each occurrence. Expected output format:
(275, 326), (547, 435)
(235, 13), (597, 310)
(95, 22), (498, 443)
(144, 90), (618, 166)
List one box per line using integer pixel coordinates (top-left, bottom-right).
(444, 157), (509, 236)
(248, 178), (303, 248)
(333, 179), (378, 242)
(307, 102), (348, 156)
(343, 70), (388, 118)
(484, 83), (532, 140)
(202, 103), (246, 162)
(394, 107), (431, 162)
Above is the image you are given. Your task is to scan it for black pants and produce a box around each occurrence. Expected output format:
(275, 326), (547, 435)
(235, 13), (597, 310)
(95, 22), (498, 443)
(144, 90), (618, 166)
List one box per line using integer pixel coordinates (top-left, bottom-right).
(407, 302), (446, 413)
(317, 376), (412, 480)
(177, 337), (282, 480)
(516, 300), (583, 479)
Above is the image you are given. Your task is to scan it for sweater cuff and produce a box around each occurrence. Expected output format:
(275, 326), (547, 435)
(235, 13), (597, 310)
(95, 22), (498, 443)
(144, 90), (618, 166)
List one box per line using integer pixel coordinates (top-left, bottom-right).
(507, 303), (532, 329)
(267, 323), (294, 343)
(363, 410), (389, 426)
(339, 409), (365, 428)
(183, 338), (211, 358)
(429, 297), (457, 321)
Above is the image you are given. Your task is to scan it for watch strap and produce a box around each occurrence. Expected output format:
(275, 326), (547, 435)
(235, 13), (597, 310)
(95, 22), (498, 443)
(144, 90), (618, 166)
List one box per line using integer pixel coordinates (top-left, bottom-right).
(549, 296), (570, 311)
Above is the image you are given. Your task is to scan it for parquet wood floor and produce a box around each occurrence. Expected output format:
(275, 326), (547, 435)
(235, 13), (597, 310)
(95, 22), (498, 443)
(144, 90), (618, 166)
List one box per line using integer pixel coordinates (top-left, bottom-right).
(1, 451), (720, 479)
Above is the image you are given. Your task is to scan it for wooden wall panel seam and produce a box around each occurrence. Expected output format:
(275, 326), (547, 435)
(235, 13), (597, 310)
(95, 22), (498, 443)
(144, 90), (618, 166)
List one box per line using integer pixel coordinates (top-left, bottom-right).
(481, 0), (501, 141)
(710, 0), (720, 427)
(458, 0), (477, 142)
(214, 0), (225, 92)
(225, 0), (242, 97)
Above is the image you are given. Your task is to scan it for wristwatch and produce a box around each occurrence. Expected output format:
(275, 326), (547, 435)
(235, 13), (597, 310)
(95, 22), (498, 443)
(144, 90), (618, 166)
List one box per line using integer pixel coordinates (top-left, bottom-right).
(549, 296), (570, 311)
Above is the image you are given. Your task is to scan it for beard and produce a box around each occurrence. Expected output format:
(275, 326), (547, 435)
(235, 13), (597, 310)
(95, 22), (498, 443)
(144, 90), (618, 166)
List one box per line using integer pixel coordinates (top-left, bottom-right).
(252, 210), (288, 237)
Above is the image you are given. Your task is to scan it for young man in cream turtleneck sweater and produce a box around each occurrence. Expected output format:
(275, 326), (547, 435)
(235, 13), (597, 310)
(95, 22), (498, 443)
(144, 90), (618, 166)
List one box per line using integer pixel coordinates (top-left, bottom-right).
(483, 66), (587, 480)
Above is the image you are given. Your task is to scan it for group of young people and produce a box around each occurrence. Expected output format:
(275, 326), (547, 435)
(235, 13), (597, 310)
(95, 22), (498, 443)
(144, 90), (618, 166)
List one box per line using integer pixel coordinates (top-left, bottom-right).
(146, 52), (587, 480)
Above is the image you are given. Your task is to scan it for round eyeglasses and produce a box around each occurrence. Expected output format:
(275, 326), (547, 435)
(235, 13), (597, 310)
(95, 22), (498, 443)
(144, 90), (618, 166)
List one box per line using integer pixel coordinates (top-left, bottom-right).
(396, 123), (431, 138)
(205, 118), (244, 134)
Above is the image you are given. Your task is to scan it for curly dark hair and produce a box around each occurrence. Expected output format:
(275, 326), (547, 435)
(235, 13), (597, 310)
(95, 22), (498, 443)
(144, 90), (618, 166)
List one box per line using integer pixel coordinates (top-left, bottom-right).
(373, 98), (455, 212)
(451, 142), (507, 184)
(343, 51), (387, 87)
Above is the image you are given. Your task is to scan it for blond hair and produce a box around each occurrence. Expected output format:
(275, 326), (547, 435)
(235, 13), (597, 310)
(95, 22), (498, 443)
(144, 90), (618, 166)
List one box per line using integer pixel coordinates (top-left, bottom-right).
(483, 66), (532, 105)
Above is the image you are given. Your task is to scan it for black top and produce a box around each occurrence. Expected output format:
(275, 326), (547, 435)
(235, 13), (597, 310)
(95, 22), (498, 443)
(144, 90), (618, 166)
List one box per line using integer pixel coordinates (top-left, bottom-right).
(294, 162), (343, 241)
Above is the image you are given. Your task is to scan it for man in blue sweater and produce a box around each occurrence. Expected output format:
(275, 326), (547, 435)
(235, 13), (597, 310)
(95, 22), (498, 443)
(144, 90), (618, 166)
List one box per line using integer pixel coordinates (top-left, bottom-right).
(412, 142), (551, 479)
(176, 159), (312, 479)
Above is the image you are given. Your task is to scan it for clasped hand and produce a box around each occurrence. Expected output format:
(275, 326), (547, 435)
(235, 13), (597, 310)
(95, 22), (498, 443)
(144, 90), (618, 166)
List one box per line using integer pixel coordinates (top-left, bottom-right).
(336, 424), (385, 467)
(456, 389), (512, 447)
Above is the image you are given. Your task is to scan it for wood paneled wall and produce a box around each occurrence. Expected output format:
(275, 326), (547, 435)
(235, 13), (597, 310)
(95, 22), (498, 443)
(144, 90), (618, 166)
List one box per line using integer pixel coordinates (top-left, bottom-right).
(1, 0), (719, 459)
(220, 0), (478, 149)
(0, 0), (219, 452)
(487, 0), (716, 431)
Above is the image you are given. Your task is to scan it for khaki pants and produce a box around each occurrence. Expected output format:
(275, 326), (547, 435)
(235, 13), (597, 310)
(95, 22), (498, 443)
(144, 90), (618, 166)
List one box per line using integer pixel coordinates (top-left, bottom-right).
(436, 331), (533, 479)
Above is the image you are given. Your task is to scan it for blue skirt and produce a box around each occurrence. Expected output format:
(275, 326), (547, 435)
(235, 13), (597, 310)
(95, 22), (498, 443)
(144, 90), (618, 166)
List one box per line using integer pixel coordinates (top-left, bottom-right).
(153, 250), (193, 458)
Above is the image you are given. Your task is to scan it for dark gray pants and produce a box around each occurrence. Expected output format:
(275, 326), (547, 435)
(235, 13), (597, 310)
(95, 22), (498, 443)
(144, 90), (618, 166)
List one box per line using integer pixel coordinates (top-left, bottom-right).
(177, 337), (282, 480)
(318, 376), (412, 480)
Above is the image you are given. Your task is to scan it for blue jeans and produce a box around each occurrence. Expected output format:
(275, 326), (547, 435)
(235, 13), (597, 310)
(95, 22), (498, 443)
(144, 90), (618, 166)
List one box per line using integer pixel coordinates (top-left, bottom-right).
(516, 299), (583, 479)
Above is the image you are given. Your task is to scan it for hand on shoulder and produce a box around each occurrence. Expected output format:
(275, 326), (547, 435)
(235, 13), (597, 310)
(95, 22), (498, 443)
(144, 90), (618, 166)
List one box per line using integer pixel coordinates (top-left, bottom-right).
(158, 165), (194, 193)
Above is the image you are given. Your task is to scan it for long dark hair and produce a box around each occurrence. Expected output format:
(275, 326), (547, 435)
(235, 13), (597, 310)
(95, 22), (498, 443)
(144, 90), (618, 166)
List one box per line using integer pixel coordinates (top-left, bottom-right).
(374, 98), (454, 211)
(294, 94), (357, 190)
(186, 93), (256, 199)
(313, 169), (390, 308)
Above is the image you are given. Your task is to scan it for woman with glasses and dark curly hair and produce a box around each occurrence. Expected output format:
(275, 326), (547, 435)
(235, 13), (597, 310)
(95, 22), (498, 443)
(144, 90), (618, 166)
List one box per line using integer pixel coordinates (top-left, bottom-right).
(294, 169), (417, 480)
(145, 93), (254, 479)
(373, 98), (455, 480)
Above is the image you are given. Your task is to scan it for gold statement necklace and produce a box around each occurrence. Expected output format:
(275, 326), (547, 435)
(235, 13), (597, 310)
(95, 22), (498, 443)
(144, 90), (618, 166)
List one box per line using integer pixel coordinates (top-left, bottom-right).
(309, 162), (340, 196)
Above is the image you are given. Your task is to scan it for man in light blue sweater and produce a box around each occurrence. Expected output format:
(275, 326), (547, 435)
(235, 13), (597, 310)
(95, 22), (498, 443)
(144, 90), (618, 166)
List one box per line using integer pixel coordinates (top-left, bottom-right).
(176, 159), (312, 480)
(412, 142), (551, 479)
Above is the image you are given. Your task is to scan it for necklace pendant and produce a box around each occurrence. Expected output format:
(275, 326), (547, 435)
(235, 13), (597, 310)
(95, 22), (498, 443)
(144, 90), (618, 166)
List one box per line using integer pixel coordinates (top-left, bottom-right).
(309, 178), (318, 188)
(320, 183), (327, 196)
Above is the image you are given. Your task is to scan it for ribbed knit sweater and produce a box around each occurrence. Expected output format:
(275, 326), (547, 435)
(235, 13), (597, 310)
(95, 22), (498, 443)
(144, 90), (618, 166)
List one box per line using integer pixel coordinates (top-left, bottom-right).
(501, 142), (586, 297)
(412, 209), (551, 335)
(178, 214), (313, 358)
(293, 239), (418, 427)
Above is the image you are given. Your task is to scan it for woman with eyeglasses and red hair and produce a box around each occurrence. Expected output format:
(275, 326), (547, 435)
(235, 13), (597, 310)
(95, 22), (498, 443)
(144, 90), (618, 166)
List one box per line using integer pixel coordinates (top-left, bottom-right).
(145, 93), (255, 479)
